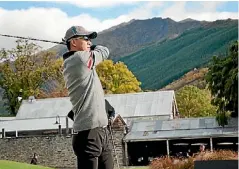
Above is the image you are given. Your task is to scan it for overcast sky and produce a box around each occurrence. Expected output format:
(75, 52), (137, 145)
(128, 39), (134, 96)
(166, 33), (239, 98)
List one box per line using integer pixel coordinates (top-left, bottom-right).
(0, 1), (238, 50)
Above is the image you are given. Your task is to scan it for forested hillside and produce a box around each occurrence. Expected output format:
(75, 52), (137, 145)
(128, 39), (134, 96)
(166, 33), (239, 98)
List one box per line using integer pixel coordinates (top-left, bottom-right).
(118, 20), (238, 90)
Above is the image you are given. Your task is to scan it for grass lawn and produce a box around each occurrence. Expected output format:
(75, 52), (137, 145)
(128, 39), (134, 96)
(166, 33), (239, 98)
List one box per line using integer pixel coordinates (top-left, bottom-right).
(0, 160), (149, 169)
(0, 160), (54, 169)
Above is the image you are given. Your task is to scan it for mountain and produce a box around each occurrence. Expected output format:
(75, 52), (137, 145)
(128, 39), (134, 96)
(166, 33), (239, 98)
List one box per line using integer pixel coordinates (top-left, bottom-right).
(179, 18), (198, 23)
(118, 19), (238, 90)
(51, 17), (203, 59)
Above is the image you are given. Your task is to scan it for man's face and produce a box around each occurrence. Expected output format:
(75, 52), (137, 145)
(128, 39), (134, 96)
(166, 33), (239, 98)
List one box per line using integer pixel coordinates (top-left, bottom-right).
(70, 36), (91, 51)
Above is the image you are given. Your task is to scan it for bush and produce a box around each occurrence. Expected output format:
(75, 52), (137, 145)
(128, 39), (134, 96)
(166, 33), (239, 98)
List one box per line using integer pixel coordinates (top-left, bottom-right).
(150, 156), (194, 169)
(150, 157), (173, 169)
(194, 150), (238, 161)
(149, 150), (237, 169)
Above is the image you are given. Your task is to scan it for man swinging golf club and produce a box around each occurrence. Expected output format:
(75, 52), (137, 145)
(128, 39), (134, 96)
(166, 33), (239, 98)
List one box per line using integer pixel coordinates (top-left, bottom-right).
(62, 25), (114, 169)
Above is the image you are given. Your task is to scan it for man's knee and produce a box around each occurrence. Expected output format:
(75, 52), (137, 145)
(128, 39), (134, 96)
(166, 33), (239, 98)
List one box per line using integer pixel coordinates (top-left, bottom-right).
(99, 152), (114, 169)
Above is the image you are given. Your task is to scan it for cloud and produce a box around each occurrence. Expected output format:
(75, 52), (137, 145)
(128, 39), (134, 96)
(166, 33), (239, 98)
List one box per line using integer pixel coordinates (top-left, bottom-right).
(59, 0), (136, 8)
(0, 1), (237, 51)
(160, 1), (238, 21)
(0, 2), (165, 50)
(0, 7), (102, 50)
(127, 1), (164, 19)
(199, 1), (225, 12)
(97, 1), (165, 31)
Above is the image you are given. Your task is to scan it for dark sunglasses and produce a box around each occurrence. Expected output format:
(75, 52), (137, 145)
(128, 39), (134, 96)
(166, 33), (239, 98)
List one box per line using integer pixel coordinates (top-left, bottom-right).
(74, 36), (91, 41)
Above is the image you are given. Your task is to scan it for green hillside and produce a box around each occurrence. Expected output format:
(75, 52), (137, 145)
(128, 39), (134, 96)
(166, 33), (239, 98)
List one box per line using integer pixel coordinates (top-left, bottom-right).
(118, 20), (238, 90)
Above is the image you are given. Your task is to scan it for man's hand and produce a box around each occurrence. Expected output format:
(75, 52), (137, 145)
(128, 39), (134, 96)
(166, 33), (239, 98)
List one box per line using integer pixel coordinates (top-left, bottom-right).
(90, 44), (96, 51)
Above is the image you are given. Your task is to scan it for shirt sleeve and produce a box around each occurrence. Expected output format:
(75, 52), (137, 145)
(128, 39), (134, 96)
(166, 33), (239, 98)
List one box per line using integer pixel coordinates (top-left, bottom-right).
(75, 45), (109, 69)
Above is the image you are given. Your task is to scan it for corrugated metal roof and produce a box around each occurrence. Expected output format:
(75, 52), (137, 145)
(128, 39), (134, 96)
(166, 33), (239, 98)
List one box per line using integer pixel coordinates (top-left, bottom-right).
(16, 90), (176, 119)
(16, 97), (72, 119)
(124, 117), (238, 141)
(124, 128), (238, 141)
(0, 117), (16, 121)
(105, 90), (175, 117)
(130, 117), (229, 132)
(0, 117), (73, 132)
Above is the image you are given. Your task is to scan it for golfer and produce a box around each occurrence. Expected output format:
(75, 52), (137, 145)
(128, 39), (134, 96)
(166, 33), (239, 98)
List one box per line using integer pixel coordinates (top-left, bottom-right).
(62, 26), (114, 169)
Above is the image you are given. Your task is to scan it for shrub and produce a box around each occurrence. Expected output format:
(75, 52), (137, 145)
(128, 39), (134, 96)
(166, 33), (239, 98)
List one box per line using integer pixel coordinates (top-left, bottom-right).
(149, 157), (194, 169)
(150, 157), (174, 169)
(194, 150), (238, 161)
(149, 150), (237, 169)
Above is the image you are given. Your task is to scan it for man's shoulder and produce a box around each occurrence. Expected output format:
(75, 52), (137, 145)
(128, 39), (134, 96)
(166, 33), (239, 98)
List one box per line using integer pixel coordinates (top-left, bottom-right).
(63, 51), (90, 60)
(63, 51), (76, 60)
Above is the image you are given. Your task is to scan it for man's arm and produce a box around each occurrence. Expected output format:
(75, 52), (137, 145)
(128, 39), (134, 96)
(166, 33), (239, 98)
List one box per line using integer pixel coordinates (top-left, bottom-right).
(75, 45), (109, 69)
(91, 45), (109, 65)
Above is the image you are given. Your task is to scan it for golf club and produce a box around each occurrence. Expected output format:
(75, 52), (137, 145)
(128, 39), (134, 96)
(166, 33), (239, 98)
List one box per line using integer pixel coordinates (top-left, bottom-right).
(0, 33), (66, 45)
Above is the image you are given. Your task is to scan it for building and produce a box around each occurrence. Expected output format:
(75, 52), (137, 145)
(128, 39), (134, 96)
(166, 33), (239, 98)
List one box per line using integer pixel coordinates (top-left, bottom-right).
(2, 90), (177, 137)
(0, 90), (237, 168)
(0, 90), (178, 166)
(15, 90), (178, 122)
(123, 117), (238, 166)
(105, 90), (178, 125)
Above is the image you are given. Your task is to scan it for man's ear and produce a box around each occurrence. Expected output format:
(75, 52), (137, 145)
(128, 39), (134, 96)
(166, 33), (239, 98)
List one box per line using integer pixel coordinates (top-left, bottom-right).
(71, 39), (76, 47)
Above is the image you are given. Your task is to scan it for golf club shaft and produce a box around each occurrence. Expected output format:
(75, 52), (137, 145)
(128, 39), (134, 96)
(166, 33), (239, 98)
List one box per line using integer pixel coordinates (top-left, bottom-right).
(0, 33), (65, 45)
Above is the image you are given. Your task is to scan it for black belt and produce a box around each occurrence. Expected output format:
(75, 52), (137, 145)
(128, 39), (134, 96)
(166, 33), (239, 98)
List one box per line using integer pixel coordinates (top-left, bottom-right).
(74, 126), (108, 134)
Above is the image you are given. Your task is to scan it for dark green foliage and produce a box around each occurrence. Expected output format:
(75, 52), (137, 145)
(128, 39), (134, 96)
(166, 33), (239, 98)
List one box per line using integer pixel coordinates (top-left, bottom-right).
(206, 41), (238, 125)
(118, 21), (238, 90)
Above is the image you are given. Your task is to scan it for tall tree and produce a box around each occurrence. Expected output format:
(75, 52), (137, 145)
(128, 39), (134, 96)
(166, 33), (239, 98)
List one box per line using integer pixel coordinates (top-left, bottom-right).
(205, 41), (238, 126)
(96, 60), (142, 94)
(176, 85), (217, 118)
(0, 39), (63, 115)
